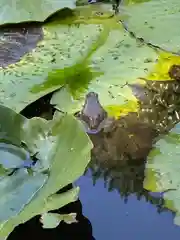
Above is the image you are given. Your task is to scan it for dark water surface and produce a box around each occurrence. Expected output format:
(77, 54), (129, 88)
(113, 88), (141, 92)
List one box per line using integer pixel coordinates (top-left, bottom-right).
(76, 174), (180, 240)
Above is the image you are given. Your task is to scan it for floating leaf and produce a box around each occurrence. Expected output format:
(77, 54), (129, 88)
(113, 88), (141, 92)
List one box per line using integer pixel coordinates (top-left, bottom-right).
(87, 26), (158, 108)
(50, 9), (158, 117)
(0, 0), (76, 25)
(144, 123), (180, 225)
(0, 12), (104, 112)
(0, 4), (159, 114)
(121, 0), (180, 53)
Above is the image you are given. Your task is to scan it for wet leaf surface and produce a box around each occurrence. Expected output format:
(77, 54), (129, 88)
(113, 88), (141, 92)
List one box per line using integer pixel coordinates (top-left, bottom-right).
(49, 6), (159, 119)
(0, 13), (104, 112)
(121, 0), (180, 53)
(0, 0), (76, 25)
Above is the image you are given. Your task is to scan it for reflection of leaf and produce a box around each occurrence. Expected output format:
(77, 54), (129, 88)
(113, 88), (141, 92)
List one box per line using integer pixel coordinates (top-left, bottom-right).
(144, 123), (180, 226)
(88, 28), (157, 108)
(0, 105), (92, 238)
(0, 0), (76, 25)
(121, 0), (180, 53)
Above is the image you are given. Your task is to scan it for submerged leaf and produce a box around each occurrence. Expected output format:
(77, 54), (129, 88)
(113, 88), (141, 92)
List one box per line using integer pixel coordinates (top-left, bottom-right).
(0, 4), (159, 114)
(0, 105), (25, 145)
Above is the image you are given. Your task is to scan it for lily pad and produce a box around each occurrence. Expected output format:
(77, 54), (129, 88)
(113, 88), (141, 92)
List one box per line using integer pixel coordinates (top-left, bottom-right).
(0, 4), (159, 114)
(121, 0), (180, 53)
(50, 21), (158, 116)
(144, 123), (180, 226)
(0, 0), (76, 25)
(0, 13), (104, 112)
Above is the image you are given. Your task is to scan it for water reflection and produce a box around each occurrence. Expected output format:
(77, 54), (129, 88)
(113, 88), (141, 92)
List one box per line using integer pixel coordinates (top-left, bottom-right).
(8, 184), (95, 240)
(76, 174), (180, 240)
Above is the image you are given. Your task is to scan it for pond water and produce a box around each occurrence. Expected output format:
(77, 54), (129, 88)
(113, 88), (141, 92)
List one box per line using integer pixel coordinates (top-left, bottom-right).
(76, 173), (180, 240)
(8, 165), (180, 240)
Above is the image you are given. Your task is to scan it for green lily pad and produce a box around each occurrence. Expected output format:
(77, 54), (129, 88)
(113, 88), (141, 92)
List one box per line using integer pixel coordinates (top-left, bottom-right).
(87, 27), (158, 107)
(144, 123), (180, 226)
(50, 22), (158, 115)
(0, 14), (103, 112)
(121, 0), (180, 53)
(0, 105), (92, 238)
(0, 0), (76, 25)
(0, 4), (159, 114)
